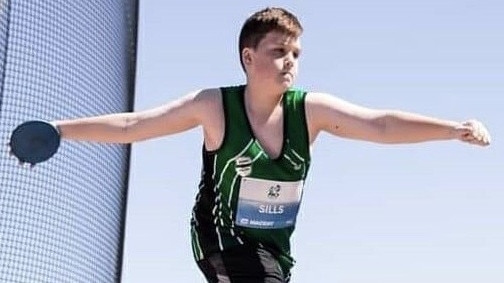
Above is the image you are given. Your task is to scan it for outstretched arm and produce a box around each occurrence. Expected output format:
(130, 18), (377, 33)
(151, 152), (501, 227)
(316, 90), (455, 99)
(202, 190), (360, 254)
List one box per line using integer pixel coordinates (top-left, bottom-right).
(305, 92), (491, 146)
(52, 89), (214, 144)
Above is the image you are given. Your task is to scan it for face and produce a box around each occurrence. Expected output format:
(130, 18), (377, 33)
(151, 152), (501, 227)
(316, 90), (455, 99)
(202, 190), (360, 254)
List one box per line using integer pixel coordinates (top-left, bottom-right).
(243, 30), (301, 90)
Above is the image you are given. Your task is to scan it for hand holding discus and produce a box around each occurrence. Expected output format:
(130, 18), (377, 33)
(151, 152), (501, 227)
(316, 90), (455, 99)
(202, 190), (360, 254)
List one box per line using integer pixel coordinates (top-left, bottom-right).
(9, 121), (61, 167)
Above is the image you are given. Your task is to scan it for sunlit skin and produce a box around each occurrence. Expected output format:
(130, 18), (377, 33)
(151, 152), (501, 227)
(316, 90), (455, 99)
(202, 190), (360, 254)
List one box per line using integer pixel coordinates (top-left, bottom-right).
(240, 31), (302, 158)
(8, 7), (492, 283)
(40, 31), (491, 168)
(243, 30), (301, 96)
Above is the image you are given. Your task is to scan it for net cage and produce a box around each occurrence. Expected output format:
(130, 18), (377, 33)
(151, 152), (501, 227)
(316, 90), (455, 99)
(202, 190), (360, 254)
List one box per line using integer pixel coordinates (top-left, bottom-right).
(0, 1), (138, 282)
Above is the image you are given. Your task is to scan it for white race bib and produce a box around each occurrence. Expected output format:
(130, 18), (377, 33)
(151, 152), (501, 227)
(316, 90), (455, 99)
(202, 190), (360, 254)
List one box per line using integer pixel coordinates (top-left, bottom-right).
(235, 177), (303, 229)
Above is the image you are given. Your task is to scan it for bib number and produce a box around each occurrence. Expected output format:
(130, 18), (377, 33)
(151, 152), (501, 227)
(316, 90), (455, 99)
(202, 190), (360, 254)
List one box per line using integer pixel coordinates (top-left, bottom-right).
(235, 177), (303, 229)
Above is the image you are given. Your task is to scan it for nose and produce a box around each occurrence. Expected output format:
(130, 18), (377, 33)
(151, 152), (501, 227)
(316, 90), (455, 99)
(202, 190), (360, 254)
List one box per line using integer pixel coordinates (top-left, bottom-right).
(284, 59), (293, 69)
(284, 54), (294, 69)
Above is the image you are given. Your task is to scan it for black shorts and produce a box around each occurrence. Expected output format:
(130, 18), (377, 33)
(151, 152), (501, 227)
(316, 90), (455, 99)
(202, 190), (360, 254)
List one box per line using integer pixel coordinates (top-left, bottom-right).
(196, 244), (290, 283)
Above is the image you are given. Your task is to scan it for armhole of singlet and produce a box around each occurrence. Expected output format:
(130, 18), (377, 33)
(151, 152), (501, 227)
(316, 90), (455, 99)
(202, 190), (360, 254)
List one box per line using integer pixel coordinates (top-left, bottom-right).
(204, 86), (231, 155)
(300, 90), (310, 159)
(286, 89), (310, 159)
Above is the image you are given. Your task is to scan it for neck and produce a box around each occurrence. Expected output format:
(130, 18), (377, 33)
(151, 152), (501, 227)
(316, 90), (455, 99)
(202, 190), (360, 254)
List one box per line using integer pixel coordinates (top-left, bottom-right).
(244, 81), (286, 116)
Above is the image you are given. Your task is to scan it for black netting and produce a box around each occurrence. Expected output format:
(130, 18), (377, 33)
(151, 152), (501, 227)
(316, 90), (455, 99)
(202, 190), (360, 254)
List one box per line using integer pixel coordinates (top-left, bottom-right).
(0, 1), (138, 282)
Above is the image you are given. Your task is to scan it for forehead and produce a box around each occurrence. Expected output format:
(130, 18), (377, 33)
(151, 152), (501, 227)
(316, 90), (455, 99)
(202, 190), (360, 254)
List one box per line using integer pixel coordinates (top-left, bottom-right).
(259, 30), (301, 48)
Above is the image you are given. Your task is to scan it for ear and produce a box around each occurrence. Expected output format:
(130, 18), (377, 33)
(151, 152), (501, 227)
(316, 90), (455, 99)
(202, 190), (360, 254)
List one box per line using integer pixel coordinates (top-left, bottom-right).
(242, 48), (252, 65)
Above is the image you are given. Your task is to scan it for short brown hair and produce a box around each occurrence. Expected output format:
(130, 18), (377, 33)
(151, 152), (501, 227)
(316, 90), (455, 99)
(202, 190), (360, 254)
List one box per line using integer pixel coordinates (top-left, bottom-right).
(238, 7), (303, 71)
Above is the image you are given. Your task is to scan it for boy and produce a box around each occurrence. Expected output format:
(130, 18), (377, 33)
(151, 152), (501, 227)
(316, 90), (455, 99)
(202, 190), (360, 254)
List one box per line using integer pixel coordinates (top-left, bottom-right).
(24, 7), (490, 283)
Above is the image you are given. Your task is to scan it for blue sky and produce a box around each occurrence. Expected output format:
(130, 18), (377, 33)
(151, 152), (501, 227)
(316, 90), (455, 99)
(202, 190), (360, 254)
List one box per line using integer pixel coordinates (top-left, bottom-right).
(121, 1), (503, 282)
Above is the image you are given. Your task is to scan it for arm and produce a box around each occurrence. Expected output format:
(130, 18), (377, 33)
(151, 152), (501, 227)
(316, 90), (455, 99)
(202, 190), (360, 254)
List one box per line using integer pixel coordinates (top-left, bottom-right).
(52, 89), (214, 144)
(305, 92), (491, 146)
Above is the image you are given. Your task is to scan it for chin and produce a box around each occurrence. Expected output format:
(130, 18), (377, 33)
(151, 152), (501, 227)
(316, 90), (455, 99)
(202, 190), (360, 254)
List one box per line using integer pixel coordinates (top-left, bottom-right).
(280, 79), (294, 89)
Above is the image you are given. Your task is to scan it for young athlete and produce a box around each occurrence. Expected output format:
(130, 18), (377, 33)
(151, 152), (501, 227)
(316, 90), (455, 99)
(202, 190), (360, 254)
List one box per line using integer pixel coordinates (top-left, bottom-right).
(20, 7), (491, 283)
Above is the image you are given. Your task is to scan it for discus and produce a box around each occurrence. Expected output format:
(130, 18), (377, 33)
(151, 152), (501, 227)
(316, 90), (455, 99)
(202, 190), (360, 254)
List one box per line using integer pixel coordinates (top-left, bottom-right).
(9, 121), (60, 165)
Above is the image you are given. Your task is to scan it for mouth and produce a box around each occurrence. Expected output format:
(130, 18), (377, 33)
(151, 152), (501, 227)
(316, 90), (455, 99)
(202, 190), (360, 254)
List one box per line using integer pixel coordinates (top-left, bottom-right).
(280, 72), (294, 85)
(281, 72), (293, 79)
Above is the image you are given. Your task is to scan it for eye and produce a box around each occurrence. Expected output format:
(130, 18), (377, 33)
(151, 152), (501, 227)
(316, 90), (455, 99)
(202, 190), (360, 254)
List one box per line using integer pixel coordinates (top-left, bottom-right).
(273, 48), (286, 56)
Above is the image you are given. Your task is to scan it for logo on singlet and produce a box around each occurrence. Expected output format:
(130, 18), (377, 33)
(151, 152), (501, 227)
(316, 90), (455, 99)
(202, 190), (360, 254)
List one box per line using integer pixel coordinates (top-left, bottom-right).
(267, 185), (281, 199)
(235, 156), (252, 177)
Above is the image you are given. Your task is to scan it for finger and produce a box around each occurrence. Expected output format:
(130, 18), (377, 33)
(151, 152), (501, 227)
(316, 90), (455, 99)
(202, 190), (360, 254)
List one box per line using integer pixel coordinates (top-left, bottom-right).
(465, 138), (482, 146)
(481, 126), (491, 145)
(464, 135), (489, 146)
(460, 133), (483, 145)
(457, 120), (491, 146)
(465, 121), (487, 143)
(474, 127), (489, 145)
(474, 122), (484, 139)
(6, 141), (13, 155)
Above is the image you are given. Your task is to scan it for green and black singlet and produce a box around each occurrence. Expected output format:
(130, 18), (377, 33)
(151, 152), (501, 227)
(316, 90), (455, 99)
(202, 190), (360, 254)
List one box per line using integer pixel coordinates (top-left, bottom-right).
(190, 85), (311, 275)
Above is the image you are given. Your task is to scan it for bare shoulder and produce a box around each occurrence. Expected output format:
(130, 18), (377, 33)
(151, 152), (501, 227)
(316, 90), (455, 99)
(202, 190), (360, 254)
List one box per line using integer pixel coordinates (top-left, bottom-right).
(304, 91), (343, 142)
(304, 91), (348, 128)
(193, 87), (221, 105)
(193, 87), (223, 119)
(193, 88), (225, 150)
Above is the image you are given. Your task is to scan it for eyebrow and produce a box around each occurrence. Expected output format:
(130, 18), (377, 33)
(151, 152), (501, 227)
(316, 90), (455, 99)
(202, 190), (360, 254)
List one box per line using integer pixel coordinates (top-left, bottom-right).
(271, 41), (301, 49)
(273, 44), (302, 54)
